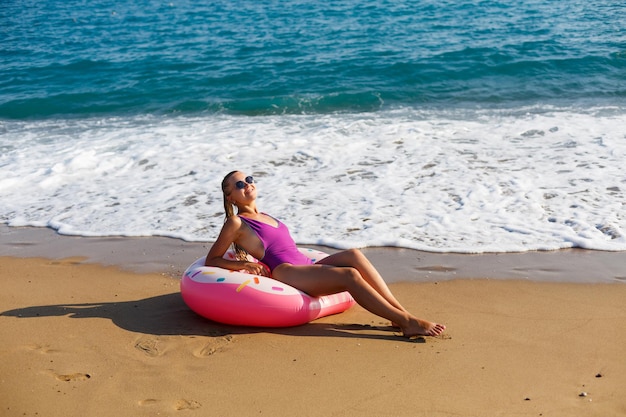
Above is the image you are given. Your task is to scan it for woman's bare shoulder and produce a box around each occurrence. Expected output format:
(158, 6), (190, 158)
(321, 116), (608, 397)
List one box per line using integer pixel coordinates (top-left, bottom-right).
(222, 215), (244, 231)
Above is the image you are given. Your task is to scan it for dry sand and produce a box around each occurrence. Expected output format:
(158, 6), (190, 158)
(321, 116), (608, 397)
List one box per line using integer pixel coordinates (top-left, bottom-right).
(1, 227), (625, 416)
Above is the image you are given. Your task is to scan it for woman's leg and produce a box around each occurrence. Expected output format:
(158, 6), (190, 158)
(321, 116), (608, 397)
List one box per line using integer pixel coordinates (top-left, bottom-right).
(317, 249), (408, 314)
(273, 263), (445, 337)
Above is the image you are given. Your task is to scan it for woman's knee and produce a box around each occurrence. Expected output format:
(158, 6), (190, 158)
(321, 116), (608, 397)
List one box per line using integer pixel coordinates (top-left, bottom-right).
(343, 248), (365, 262)
(338, 266), (364, 288)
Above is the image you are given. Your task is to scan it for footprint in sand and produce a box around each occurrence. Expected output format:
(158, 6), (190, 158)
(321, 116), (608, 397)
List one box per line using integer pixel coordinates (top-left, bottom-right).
(193, 335), (234, 357)
(27, 344), (59, 354)
(175, 399), (202, 410)
(134, 337), (161, 357)
(51, 371), (91, 382)
(138, 398), (201, 411)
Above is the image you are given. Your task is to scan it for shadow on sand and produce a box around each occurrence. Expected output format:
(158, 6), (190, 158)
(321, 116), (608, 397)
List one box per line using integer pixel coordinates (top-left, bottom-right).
(1, 292), (424, 343)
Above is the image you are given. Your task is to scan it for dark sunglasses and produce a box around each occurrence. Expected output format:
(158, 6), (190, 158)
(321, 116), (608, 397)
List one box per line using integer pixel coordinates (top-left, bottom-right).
(235, 176), (254, 190)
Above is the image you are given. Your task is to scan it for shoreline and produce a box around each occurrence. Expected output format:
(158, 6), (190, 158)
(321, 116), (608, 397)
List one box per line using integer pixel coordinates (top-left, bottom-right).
(1, 224), (625, 283)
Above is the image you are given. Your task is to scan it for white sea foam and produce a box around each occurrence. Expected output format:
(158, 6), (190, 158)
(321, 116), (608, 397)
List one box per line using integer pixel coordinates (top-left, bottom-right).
(1, 106), (625, 253)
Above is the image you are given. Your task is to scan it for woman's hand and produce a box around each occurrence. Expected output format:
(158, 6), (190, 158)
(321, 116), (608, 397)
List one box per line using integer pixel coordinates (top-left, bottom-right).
(241, 262), (271, 277)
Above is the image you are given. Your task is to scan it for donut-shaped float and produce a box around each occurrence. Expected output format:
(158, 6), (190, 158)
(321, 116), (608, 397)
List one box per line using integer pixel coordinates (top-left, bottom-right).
(180, 248), (355, 327)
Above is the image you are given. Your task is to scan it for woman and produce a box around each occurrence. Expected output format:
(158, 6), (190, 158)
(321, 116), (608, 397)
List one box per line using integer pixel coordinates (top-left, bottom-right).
(205, 171), (446, 338)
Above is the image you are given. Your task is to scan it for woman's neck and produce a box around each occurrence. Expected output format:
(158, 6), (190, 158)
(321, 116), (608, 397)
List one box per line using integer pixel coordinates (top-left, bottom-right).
(236, 204), (259, 217)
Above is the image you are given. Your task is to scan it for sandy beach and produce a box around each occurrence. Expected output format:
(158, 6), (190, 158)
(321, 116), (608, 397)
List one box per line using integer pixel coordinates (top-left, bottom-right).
(1, 227), (626, 417)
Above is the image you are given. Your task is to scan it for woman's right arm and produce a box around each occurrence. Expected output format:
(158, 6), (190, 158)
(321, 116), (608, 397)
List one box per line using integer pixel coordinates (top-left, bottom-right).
(204, 217), (269, 276)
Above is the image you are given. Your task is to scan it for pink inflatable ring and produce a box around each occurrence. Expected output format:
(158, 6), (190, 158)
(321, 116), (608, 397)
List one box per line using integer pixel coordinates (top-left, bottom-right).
(180, 248), (355, 327)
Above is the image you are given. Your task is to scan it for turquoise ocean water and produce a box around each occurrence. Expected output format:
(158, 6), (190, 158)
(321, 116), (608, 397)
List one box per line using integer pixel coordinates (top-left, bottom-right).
(2, 0), (625, 117)
(1, 0), (626, 252)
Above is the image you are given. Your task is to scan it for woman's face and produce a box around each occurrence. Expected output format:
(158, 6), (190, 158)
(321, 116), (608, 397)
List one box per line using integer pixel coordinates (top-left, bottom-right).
(226, 171), (257, 203)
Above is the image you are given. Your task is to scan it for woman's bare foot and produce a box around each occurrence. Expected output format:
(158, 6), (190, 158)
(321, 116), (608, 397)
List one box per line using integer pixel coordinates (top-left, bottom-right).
(402, 318), (446, 338)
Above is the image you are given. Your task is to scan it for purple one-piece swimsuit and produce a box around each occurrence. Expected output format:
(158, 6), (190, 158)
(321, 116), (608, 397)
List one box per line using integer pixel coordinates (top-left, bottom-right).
(239, 215), (314, 272)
